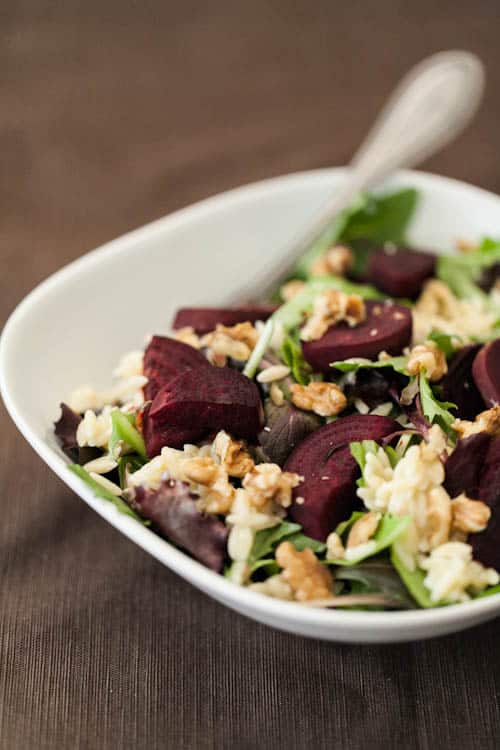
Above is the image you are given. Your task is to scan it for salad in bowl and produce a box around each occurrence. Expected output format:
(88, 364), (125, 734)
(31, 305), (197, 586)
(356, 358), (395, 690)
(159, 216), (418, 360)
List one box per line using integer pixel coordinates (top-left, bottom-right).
(54, 187), (500, 612)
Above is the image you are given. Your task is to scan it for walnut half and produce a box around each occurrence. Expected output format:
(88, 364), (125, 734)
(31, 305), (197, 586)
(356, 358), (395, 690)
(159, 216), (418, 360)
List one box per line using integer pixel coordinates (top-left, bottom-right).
(275, 541), (333, 601)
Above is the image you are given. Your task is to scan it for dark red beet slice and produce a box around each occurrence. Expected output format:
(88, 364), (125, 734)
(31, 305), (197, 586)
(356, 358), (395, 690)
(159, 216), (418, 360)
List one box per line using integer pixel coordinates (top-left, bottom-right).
(143, 335), (209, 401)
(441, 344), (483, 420)
(172, 305), (277, 334)
(472, 340), (500, 408)
(284, 415), (399, 540)
(132, 479), (228, 571)
(470, 437), (500, 569)
(302, 300), (412, 374)
(367, 247), (436, 298)
(285, 414), (399, 479)
(143, 366), (264, 456)
(290, 448), (361, 540)
(444, 433), (491, 499)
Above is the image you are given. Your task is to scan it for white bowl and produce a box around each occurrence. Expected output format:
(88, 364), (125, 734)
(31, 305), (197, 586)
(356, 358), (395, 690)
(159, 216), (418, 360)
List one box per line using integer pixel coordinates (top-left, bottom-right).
(2, 167), (500, 643)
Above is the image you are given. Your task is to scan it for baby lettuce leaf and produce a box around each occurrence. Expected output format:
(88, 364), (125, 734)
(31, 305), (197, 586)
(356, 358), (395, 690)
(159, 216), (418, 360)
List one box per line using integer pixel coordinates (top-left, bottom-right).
(69, 464), (143, 521)
(335, 559), (417, 609)
(294, 188), (419, 278)
(427, 330), (462, 358)
(390, 547), (435, 608)
(109, 410), (147, 459)
(418, 372), (456, 437)
(329, 512), (411, 566)
(331, 355), (409, 376)
(436, 244), (500, 306)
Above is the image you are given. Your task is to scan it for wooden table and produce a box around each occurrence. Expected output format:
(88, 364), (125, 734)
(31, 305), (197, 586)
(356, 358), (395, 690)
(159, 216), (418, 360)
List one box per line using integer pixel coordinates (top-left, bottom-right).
(2, 2), (500, 747)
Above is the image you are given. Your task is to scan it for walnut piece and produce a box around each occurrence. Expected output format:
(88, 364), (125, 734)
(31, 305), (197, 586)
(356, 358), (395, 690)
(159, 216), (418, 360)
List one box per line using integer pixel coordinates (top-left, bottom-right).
(290, 381), (347, 417)
(242, 464), (301, 509)
(300, 289), (366, 341)
(174, 326), (202, 349)
(453, 405), (500, 440)
(406, 341), (448, 381)
(202, 322), (258, 363)
(310, 245), (354, 277)
(451, 493), (491, 534)
(346, 511), (381, 549)
(275, 541), (333, 601)
(280, 279), (306, 302)
(182, 455), (235, 514)
(421, 486), (452, 551)
(212, 431), (254, 478)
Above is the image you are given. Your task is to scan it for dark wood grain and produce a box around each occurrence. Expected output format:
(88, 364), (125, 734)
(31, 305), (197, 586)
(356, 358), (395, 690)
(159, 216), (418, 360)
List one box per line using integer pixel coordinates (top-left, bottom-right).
(2, 2), (500, 748)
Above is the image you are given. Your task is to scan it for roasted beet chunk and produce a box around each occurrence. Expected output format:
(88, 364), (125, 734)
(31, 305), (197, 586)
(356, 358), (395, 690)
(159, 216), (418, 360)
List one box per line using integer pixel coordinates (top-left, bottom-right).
(444, 432), (491, 499)
(54, 403), (82, 459)
(143, 335), (209, 401)
(284, 414), (399, 540)
(441, 344), (483, 420)
(143, 366), (264, 456)
(470, 437), (500, 569)
(472, 339), (500, 408)
(172, 305), (277, 334)
(132, 479), (228, 571)
(302, 300), (412, 373)
(367, 247), (436, 298)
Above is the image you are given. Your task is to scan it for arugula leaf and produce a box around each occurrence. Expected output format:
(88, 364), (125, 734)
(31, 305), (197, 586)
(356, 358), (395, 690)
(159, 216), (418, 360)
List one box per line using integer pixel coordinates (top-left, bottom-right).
(249, 521), (301, 567)
(331, 355), (409, 375)
(69, 464), (143, 521)
(390, 547), (435, 608)
(294, 188), (418, 278)
(418, 371), (456, 437)
(109, 410), (147, 459)
(427, 330), (461, 358)
(329, 512), (411, 566)
(248, 521), (325, 572)
(280, 333), (313, 385)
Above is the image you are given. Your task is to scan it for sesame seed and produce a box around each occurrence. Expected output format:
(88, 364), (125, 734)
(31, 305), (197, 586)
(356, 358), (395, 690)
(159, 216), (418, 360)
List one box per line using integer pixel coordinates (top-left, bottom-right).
(370, 328), (379, 336)
(295, 496), (305, 505)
